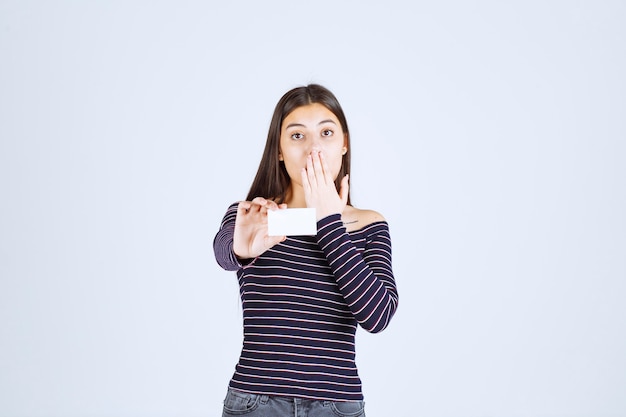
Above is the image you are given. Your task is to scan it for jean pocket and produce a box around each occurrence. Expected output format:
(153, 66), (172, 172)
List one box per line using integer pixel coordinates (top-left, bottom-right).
(329, 400), (366, 417)
(222, 389), (261, 415)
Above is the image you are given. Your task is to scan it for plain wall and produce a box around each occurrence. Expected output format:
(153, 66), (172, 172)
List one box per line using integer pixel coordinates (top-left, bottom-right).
(1, 1), (625, 416)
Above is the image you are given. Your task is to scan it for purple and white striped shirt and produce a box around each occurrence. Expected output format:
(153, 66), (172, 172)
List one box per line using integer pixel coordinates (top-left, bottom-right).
(213, 203), (398, 401)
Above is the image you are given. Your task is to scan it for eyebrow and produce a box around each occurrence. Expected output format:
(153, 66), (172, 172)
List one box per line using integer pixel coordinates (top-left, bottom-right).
(285, 120), (337, 130)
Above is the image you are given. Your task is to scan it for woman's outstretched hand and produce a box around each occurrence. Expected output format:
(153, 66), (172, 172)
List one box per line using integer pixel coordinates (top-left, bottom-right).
(233, 197), (286, 260)
(301, 150), (349, 220)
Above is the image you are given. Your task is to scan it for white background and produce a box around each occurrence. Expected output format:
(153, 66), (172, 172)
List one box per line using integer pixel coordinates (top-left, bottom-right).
(1, 1), (625, 416)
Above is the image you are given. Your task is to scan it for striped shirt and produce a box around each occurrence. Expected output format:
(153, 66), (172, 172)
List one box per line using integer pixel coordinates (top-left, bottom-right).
(213, 203), (398, 401)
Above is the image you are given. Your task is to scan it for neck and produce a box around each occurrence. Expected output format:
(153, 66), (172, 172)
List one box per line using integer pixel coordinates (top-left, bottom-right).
(284, 184), (306, 208)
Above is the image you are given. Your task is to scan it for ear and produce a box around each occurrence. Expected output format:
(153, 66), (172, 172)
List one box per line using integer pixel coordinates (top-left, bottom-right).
(342, 133), (348, 155)
(278, 152), (284, 161)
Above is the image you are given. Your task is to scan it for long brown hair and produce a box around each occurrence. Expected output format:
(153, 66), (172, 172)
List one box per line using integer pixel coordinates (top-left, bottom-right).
(245, 84), (352, 205)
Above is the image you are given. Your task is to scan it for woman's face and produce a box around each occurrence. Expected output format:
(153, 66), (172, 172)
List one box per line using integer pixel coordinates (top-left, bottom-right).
(279, 103), (348, 187)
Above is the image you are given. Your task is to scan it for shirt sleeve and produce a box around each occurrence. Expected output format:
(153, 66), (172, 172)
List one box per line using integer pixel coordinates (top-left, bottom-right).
(213, 202), (247, 271)
(316, 213), (399, 333)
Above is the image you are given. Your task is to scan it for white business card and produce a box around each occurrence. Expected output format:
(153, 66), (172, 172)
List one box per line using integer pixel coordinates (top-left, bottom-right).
(267, 208), (317, 236)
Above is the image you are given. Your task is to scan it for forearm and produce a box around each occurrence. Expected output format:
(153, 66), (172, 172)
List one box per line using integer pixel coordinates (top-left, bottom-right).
(213, 203), (244, 271)
(316, 214), (399, 333)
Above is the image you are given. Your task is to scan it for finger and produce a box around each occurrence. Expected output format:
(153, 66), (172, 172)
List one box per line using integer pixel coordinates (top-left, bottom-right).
(251, 197), (267, 208)
(301, 167), (311, 195)
(265, 200), (280, 211)
(306, 154), (317, 187)
(312, 151), (326, 184)
(318, 151), (333, 185)
(238, 200), (252, 214)
(251, 196), (278, 215)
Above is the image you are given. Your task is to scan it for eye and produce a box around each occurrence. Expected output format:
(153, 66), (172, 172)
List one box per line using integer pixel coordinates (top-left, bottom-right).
(291, 133), (304, 140)
(321, 129), (334, 137)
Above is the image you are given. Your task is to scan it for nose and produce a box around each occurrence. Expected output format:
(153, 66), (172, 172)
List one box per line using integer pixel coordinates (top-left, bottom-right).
(309, 136), (322, 153)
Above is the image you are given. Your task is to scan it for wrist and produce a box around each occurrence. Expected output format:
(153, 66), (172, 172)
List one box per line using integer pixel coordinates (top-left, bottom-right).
(315, 208), (341, 221)
(316, 212), (342, 227)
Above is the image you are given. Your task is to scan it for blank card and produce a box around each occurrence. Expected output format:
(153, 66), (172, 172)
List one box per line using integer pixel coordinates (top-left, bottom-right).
(267, 208), (317, 236)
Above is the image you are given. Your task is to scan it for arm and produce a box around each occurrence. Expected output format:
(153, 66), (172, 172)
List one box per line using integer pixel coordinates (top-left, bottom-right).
(316, 214), (399, 333)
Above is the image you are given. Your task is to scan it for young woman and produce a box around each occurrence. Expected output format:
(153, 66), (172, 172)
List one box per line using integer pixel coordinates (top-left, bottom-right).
(213, 84), (399, 417)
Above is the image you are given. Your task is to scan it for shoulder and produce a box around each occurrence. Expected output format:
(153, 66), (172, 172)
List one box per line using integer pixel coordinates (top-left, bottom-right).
(342, 206), (386, 232)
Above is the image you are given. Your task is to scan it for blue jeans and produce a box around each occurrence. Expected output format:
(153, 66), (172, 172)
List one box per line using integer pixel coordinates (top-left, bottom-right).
(221, 388), (366, 417)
